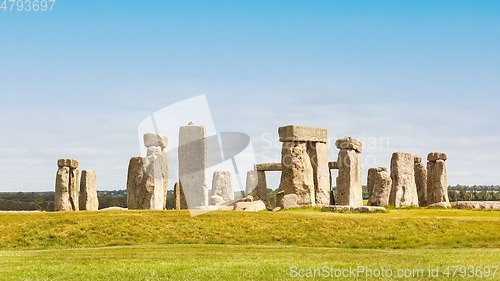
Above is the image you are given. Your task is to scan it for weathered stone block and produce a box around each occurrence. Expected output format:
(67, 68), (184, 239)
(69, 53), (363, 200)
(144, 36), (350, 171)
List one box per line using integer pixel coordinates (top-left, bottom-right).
(209, 195), (224, 206)
(427, 152), (447, 162)
(178, 122), (208, 209)
(212, 171), (234, 201)
(281, 194), (298, 209)
(336, 148), (363, 207)
(414, 155), (427, 207)
(174, 182), (187, 210)
(143, 133), (168, 149)
(234, 201), (266, 212)
(55, 166), (71, 211)
(127, 156), (167, 210)
(389, 152), (419, 207)
(79, 170), (98, 211)
(57, 158), (79, 168)
(278, 125), (327, 143)
(279, 142), (315, 206)
(427, 159), (449, 205)
(367, 167), (392, 207)
(254, 162), (282, 171)
(335, 137), (362, 153)
(245, 170), (268, 204)
(308, 142), (331, 206)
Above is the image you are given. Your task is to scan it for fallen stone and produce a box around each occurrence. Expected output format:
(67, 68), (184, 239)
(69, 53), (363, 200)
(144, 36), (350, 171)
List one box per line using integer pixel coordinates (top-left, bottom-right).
(100, 207), (128, 211)
(335, 137), (362, 153)
(234, 200), (266, 212)
(79, 170), (98, 211)
(453, 201), (500, 210)
(427, 152), (447, 162)
(272, 207), (281, 212)
(278, 125), (328, 143)
(352, 206), (387, 212)
(389, 152), (419, 208)
(281, 194), (298, 209)
(427, 202), (451, 208)
(321, 205), (351, 211)
(57, 158), (79, 168)
(195, 205), (219, 211)
(217, 205), (234, 211)
(209, 195), (224, 206)
(143, 133), (168, 149)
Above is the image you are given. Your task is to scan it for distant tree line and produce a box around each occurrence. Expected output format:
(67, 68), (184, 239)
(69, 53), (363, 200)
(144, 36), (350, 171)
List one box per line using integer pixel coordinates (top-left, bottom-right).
(1, 185), (498, 211)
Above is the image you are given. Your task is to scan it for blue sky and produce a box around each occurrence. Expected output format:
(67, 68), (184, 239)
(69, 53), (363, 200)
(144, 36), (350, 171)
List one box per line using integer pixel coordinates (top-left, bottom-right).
(1, 0), (499, 191)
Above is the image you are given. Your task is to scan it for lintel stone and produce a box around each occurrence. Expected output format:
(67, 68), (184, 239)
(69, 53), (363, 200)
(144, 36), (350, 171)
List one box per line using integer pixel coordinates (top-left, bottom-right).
(278, 125), (327, 143)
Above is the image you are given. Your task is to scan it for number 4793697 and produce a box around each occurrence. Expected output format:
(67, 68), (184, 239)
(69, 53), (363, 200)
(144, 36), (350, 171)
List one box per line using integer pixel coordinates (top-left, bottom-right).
(1, 0), (56, 12)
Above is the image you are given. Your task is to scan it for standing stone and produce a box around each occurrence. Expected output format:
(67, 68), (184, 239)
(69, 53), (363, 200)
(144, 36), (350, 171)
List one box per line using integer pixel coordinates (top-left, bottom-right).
(389, 152), (419, 207)
(79, 170), (98, 211)
(335, 137), (363, 207)
(127, 155), (166, 210)
(127, 133), (168, 210)
(212, 171), (234, 201)
(281, 194), (298, 209)
(174, 182), (187, 210)
(413, 155), (427, 207)
(178, 122), (208, 209)
(55, 166), (71, 211)
(279, 141), (315, 206)
(307, 142), (331, 206)
(367, 167), (392, 207)
(245, 170), (268, 203)
(427, 152), (449, 205)
(55, 158), (79, 211)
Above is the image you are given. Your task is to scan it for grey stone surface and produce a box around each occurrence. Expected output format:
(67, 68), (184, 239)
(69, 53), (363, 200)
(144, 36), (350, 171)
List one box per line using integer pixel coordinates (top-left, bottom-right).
(143, 133), (168, 149)
(254, 162), (282, 171)
(427, 202), (451, 208)
(279, 141), (315, 206)
(275, 190), (285, 208)
(79, 170), (98, 211)
(178, 122), (208, 209)
(174, 182), (187, 210)
(367, 167), (392, 207)
(336, 144), (363, 207)
(280, 194), (298, 209)
(245, 170), (268, 204)
(126, 155), (167, 210)
(389, 152), (419, 207)
(212, 171), (234, 201)
(308, 142), (331, 206)
(195, 205), (219, 211)
(55, 166), (71, 211)
(57, 158), (79, 169)
(335, 136), (362, 153)
(427, 156), (449, 206)
(209, 195), (224, 206)
(321, 205), (352, 211)
(69, 168), (79, 211)
(278, 125), (328, 143)
(414, 155), (427, 207)
(453, 201), (500, 210)
(427, 152), (447, 162)
(234, 200), (266, 212)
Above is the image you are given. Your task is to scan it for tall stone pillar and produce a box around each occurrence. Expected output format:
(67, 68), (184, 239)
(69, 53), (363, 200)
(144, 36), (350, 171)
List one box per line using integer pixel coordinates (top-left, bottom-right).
(426, 152), (449, 205)
(389, 152), (419, 207)
(79, 170), (98, 211)
(413, 155), (427, 207)
(178, 122), (208, 209)
(277, 125), (330, 207)
(55, 158), (79, 211)
(127, 133), (168, 210)
(367, 167), (391, 207)
(335, 137), (363, 207)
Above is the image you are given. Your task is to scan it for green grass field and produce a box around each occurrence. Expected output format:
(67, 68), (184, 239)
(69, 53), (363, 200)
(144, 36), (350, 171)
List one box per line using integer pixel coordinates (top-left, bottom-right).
(1, 208), (499, 280)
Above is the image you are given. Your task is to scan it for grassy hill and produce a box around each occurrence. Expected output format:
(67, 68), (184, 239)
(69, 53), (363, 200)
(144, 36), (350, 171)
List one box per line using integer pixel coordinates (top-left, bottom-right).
(1, 208), (499, 280)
